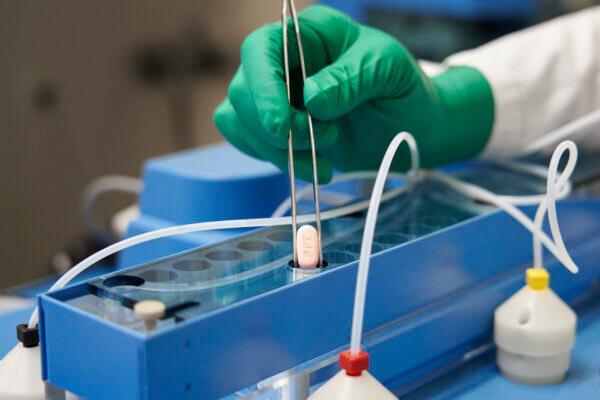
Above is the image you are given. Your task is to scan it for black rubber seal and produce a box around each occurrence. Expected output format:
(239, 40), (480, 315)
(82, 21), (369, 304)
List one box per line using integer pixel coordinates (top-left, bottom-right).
(17, 324), (39, 348)
(288, 259), (328, 269)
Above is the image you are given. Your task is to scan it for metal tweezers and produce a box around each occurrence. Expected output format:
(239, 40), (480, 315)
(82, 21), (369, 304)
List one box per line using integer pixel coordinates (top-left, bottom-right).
(282, 0), (323, 267)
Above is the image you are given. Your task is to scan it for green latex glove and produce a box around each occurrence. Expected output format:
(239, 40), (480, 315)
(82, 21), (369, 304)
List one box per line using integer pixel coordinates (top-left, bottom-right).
(214, 5), (494, 183)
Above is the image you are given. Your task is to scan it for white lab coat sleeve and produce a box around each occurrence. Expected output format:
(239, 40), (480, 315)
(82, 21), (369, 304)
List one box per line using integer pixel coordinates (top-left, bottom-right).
(445, 6), (600, 156)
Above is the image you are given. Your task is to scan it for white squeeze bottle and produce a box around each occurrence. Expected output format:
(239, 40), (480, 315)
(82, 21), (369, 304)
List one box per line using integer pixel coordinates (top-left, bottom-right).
(494, 267), (577, 385)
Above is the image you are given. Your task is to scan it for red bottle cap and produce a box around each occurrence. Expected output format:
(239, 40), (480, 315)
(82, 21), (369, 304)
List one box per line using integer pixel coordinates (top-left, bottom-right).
(339, 350), (370, 376)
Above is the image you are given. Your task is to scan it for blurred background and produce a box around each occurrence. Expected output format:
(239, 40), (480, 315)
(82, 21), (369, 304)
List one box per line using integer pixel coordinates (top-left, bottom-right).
(0, 0), (597, 288)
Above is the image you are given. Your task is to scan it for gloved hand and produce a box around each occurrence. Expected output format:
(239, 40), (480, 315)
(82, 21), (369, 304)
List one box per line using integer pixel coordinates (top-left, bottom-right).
(214, 5), (494, 183)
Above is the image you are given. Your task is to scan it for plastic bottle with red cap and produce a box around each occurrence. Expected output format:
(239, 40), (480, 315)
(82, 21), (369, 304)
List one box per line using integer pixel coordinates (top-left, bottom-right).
(308, 350), (397, 399)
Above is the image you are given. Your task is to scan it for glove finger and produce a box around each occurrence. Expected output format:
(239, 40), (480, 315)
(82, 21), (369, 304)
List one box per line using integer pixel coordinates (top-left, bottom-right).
(292, 150), (333, 184)
(304, 27), (414, 121)
(214, 99), (265, 161)
(230, 65), (339, 151)
(240, 8), (336, 141)
(216, 99), (332, 184)
(228, 66), (288, 147)
(239, 22), (296, 144)
(290, 108), (340, 150)
(250, 130), (333, 184)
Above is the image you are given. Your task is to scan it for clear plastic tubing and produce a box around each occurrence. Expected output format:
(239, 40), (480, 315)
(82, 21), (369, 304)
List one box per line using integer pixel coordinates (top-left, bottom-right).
(350, 132), (419, 355)
(429, 144), (579, 275)
(533, 141), (578, 269)
(488, 159), (572, 206)
(82, 175), (142, 243)
(516, 108), (600, 157)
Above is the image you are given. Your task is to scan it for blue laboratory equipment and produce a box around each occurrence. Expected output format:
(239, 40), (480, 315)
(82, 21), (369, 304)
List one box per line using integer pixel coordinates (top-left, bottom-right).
(319, 0), (536, 21)
(36, 143), (600, 399)
(319, 0), (540, 62)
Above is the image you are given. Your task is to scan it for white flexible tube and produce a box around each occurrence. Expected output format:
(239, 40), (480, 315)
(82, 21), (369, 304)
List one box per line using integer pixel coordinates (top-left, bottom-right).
(27, 178), (411, 328)
(82, 176), (142, 243)
(350, 132), (419, 355)
(470, 159), (572, 206)
(533, 141), (578, 269)
(430, 168), (579, 274)
(515, 108), (600, 157)
(495, 185), (571, 206)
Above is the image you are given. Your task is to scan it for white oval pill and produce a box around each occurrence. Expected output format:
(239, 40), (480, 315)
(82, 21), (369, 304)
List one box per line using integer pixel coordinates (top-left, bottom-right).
(297, 225), (320, 269)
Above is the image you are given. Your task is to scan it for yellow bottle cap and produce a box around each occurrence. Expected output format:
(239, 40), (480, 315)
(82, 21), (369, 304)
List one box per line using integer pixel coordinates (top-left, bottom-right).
(526, 268), (549, 290)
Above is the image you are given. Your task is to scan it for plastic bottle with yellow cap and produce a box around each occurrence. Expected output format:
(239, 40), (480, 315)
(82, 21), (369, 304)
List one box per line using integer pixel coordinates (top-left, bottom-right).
(494, 267), (577, 384)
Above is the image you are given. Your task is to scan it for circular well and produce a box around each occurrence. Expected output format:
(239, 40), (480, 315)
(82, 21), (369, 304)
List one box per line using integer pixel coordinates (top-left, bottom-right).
(267, 231), (292, 242)
(206, 250), (244, 261)
(398, 224), (436, 237)
(324, 251), (355, 265)
(173, 259), (211, 272)
(375, 233), (410, 245)
(345, 242), (383, 254)
(139, 269), (178, 283)
(237, 240), (273, 252)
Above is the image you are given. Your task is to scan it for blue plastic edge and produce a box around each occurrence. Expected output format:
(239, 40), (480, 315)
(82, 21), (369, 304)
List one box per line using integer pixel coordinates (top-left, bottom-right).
(320, 0), (536, 20)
